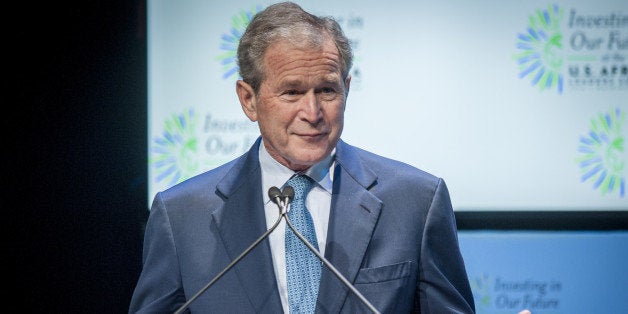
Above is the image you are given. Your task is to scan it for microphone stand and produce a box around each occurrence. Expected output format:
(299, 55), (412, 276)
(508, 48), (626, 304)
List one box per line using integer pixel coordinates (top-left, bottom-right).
(173, 186), (380, 314)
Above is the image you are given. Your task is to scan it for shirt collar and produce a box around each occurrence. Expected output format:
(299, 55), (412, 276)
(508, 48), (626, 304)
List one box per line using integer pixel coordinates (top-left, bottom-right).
(259, 139), (335, 203)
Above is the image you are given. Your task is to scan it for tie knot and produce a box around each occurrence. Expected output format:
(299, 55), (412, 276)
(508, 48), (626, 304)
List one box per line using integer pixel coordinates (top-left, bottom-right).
(286, 175), (314, 200)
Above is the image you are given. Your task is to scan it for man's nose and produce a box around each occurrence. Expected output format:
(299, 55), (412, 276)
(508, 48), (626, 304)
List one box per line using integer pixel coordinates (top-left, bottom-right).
(301, 90), (323, 122)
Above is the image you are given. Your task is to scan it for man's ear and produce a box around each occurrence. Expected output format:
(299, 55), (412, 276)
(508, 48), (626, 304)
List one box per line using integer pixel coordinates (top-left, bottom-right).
(344, 75), (351, 96)
(236, 80), (258, 122)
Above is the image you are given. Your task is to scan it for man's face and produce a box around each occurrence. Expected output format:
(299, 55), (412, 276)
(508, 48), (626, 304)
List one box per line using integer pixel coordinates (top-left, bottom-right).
(237, 38), (350, 171)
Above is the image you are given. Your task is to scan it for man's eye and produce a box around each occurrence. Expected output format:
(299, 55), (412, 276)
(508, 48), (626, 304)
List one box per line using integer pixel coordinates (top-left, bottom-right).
(321, 87), (335, 94)
(284, 90), (299, 96)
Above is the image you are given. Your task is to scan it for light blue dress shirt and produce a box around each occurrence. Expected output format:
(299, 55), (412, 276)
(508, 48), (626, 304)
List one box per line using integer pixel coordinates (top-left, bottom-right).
(259, 140), (334, 313)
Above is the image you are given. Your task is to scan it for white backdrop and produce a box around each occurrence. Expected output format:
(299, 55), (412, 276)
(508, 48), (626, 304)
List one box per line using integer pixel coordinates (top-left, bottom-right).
(147, 0), (628, 210)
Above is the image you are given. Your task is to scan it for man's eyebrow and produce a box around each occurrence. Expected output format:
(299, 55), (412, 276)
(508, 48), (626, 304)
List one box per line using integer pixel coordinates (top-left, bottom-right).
(278, 74), (341, 88)
(278, 79), (304, 89)
(321, 73), (342, 83)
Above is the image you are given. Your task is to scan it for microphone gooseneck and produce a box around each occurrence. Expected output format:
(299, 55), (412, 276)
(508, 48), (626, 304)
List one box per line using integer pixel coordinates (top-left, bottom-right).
(282, 185), (380, 314)
(174, 185), (379, 314)
(173, 186), (291, 314)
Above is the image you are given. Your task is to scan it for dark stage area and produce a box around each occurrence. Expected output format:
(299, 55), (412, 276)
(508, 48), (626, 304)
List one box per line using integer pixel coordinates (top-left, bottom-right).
(13, 1), (147, 312)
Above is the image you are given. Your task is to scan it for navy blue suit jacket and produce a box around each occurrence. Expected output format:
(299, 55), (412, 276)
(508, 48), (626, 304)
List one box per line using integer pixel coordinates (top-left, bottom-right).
(129, 138), (475, 313)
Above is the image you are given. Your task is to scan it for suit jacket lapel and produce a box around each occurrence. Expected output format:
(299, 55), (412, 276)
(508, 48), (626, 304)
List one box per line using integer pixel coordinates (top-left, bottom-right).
(211, 138), (283, 312)
(317, 140), (383, 313)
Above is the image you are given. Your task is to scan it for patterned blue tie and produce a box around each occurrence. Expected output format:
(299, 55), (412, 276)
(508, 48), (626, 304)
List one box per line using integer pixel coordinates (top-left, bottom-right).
(285, 175), (321, 313)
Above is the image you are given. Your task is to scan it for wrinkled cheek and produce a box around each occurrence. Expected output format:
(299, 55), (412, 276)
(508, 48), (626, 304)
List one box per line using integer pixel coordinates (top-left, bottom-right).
(333, 113), (345, 134)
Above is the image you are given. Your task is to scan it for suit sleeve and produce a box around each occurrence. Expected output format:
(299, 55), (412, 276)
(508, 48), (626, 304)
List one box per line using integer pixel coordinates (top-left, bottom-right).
(129, 193), (186, 314)
(418, 178), (475, 313)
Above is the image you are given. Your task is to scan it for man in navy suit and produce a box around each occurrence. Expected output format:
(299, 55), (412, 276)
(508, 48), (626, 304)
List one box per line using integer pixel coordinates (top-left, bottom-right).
(129, 2), (475, 313)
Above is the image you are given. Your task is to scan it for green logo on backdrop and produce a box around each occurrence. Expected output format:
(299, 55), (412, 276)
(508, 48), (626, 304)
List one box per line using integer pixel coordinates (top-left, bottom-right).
(150, 109), (204, 188)
(515, 4), (565, 94)
(515, 5), (628, 93)
(216, 6), (262, 80)
(577, 108), (625, 197)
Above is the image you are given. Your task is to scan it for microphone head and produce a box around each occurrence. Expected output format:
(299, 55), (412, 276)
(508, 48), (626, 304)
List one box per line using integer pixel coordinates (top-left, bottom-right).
(268, 186), (282, 204)
(282, 186), (295, 203)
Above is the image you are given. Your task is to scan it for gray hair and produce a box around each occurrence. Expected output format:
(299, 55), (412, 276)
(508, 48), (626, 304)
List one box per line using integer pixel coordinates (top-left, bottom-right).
(237, 1), (353, 93)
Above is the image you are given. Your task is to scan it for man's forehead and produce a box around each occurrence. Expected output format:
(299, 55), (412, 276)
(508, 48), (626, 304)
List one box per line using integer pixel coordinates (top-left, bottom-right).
(264, 52), (341, 81)
(264, 37), (340, 62)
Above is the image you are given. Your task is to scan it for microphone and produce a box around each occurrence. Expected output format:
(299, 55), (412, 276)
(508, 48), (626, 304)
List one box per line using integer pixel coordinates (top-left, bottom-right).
(282, 185), (380, 314)
(173, 186), (290, 314)
(282, 185), (294, 201)
(281, 186), (294, 214)
(268, 186), (283, 209)
(268, 186), (282, 200)
(269, 186), (293, 215)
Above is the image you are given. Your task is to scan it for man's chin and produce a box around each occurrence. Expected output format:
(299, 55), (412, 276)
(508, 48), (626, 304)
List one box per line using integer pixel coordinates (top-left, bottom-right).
(288, 150), (330, 169)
